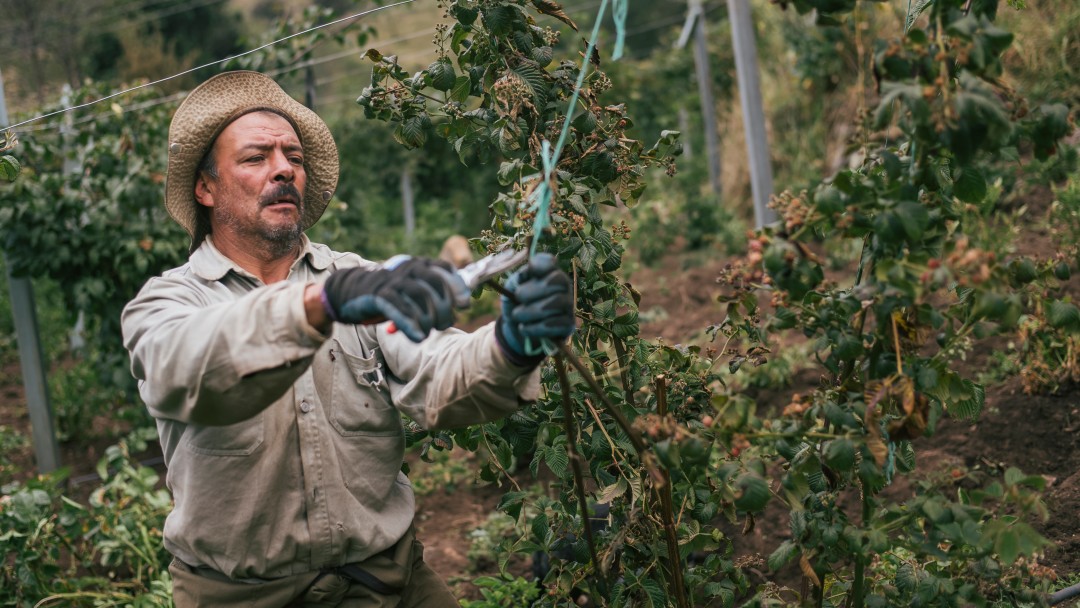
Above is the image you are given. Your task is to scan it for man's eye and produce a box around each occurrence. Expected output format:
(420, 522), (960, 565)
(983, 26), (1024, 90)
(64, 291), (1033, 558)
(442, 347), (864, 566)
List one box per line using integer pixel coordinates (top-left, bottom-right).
(247, 155), (265, 163)
(290, 156), (304, 165)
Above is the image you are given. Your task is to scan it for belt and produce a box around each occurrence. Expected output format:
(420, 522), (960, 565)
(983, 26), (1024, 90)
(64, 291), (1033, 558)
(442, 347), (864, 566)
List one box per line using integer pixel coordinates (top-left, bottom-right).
(321, 563), (399, 595)
(177, 557), (399, 595)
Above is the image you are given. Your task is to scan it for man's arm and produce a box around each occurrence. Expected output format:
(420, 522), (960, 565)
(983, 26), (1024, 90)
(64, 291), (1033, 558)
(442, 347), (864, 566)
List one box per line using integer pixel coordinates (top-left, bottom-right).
(122, 278), (328, 426)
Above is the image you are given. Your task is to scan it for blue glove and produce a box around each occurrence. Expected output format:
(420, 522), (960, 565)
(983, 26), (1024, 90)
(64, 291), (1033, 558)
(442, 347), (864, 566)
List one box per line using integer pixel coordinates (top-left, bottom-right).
(496, 253), (575, 364)
(322, 257), (468, 342)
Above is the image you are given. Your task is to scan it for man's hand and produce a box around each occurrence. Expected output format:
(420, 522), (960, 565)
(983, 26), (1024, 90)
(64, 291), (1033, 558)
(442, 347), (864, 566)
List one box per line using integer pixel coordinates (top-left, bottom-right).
(321, 258), (468, 342)
(496, 253), (575, 364)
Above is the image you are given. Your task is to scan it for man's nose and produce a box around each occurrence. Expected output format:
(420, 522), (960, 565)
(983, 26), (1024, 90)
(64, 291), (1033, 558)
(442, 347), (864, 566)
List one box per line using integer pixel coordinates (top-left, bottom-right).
(271, 151), (295, 183)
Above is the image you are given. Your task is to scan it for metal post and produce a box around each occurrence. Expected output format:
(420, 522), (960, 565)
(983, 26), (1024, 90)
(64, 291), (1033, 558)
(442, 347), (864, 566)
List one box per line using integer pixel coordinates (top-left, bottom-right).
(727, 0), (777, 228)
(677, 0), (722, 195)
(0, 67), (61, 473)
(60, 85), (86, 353)
(691, 0), (722, 196)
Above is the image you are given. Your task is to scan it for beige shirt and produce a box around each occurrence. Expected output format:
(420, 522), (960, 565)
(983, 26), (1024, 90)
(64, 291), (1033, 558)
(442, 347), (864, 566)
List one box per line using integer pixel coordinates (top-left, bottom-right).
(121, 236), (540, 579)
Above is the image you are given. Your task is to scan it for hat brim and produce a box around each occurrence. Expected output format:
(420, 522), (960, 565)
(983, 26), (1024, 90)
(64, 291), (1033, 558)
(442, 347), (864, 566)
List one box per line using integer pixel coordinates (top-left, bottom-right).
(165, 71), (339, 237)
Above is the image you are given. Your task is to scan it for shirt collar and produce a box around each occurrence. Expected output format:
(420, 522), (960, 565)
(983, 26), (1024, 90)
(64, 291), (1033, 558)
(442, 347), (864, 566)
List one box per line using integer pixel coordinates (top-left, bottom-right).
(190, 234), (333, 282)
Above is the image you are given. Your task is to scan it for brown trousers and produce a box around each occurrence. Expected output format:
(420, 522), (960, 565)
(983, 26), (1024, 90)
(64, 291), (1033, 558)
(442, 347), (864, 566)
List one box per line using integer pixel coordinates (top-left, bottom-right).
(169, 528), (458, 608)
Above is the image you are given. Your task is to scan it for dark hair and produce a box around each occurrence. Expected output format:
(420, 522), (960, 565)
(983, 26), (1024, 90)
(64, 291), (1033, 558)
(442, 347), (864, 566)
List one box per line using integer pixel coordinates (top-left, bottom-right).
(197, 148), (218, 180)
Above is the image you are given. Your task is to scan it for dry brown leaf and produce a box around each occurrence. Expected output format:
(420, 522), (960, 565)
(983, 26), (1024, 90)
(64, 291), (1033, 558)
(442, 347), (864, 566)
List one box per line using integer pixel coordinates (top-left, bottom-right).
(531, 0), (578, 30)
(799, 554), (821, 588)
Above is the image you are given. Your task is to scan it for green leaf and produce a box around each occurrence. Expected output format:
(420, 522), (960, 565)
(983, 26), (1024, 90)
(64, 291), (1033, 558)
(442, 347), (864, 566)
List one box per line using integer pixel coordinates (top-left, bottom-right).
(733, 472), (771, 512)
(768, 540), (799, 571)
(949, 380), (985, 421)
(544, 442), (569, 478)
(904, 0), (932, 32)
(954, 167), (988, 203)
(427, 58), (457, 91)
(529, 45), (554, 67)
(1031, 104), (1070, 160)
(896, 563), (918, 594)
(824, 438), (856, 472)
(531, 511), (549, 544)
(895, 201), (931, 242)
(596, 477), (628, 504)
(0, 155), (20, 182)
(510, 62), (549, 110)
(995, 527), (1021, 565)
(450, 4), (479, 25)
(641, 577), (667, 608)
(1048, 300), (1080, 331)
(450, 75), (472, 103)
(394, 116), (429, 149)
(481, 5), (518, 36)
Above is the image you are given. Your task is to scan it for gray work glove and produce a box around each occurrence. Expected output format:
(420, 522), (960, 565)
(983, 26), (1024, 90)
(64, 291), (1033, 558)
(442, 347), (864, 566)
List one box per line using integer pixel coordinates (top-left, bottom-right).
(495, 253), (576, 365)
(322, 257), (468, 342)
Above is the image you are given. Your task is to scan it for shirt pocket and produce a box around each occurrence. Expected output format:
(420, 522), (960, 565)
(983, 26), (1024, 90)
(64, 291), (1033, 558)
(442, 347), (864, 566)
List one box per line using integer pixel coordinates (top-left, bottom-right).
(182, 415), (264, 457)
(329, 337), (400, 437)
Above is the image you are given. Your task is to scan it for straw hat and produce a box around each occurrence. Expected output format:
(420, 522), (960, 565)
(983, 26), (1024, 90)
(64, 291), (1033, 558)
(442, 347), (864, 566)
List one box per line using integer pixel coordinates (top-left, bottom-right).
(165, 70), (339, 237)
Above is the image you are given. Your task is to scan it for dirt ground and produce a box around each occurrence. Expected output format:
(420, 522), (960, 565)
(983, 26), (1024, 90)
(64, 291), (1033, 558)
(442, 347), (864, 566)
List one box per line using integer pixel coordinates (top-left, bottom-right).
(2, 184), (1079, 600)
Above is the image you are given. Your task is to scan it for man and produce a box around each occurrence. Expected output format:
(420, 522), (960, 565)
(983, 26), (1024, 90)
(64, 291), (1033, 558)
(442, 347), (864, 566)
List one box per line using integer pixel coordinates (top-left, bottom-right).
(121, 70), (575, 607)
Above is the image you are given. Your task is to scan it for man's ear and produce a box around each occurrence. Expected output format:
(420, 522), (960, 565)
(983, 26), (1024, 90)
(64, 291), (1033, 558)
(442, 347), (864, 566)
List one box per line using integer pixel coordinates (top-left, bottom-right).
(194, 173), (215, 208)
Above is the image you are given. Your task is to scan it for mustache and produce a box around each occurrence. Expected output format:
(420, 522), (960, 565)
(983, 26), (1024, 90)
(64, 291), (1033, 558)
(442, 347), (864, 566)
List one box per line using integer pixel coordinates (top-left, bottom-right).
(259, 183), (303, 208)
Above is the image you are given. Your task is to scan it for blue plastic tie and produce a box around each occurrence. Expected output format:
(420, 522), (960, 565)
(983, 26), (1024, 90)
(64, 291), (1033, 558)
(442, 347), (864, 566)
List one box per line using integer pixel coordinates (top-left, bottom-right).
(528, 139), (556, 259)
(520, 0), (628, 357)
(611, 0), (628, 60)
(527, 0), (610, 256)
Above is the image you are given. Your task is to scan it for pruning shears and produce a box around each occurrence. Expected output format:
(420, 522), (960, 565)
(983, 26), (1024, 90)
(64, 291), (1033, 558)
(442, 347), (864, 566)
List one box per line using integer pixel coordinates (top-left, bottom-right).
(384, 247), (529, 334)
(451, 247), (529, 306)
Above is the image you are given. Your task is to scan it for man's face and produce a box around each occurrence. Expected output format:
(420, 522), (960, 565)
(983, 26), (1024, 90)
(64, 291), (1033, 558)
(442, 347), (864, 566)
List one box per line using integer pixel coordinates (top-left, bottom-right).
(195, 111), (308, 252)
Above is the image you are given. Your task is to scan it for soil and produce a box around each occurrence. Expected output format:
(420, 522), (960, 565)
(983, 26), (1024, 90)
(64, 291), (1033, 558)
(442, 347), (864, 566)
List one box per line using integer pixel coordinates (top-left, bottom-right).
(2, 181), (1079, 601)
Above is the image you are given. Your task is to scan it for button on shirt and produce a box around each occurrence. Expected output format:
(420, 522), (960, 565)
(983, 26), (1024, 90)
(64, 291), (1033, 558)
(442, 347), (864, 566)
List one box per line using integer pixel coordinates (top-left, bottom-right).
(121, 236), (540, 579)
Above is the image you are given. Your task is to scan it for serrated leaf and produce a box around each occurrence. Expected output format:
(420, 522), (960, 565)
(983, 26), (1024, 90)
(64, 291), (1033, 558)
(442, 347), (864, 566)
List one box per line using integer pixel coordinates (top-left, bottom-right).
(641, 577), (667, 608)
(905, 0), (932, 32)
(954, 167), (987, 203)
(394, 116), (428, 149)
(1048, 300), (1080, 331)
(0, 155), (20, 182)
(545, 442), (569, 478)
(596, 477), (627, 504)
(481, 4), (518, 36)
(530, 45), (554, 67)
(510, 63), (549, 110)
(995, 527), (1021, 565)
(948, 380), (984, 421)
(628, 474), (643, 507)
(451, 75), (472, 103)
(498, 490), (528, 519)
(896, 563), (918, 593)
(427, 58), (456, 91)
(768, 540), (799, 571)
(530, 0), (578, 30)
(531, 511), (549, 542)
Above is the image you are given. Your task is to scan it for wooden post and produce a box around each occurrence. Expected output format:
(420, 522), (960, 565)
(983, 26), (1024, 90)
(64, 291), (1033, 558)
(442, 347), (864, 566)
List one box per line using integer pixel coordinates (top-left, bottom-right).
(726, 0), (778, 228)
(0, 67), (61, 473)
